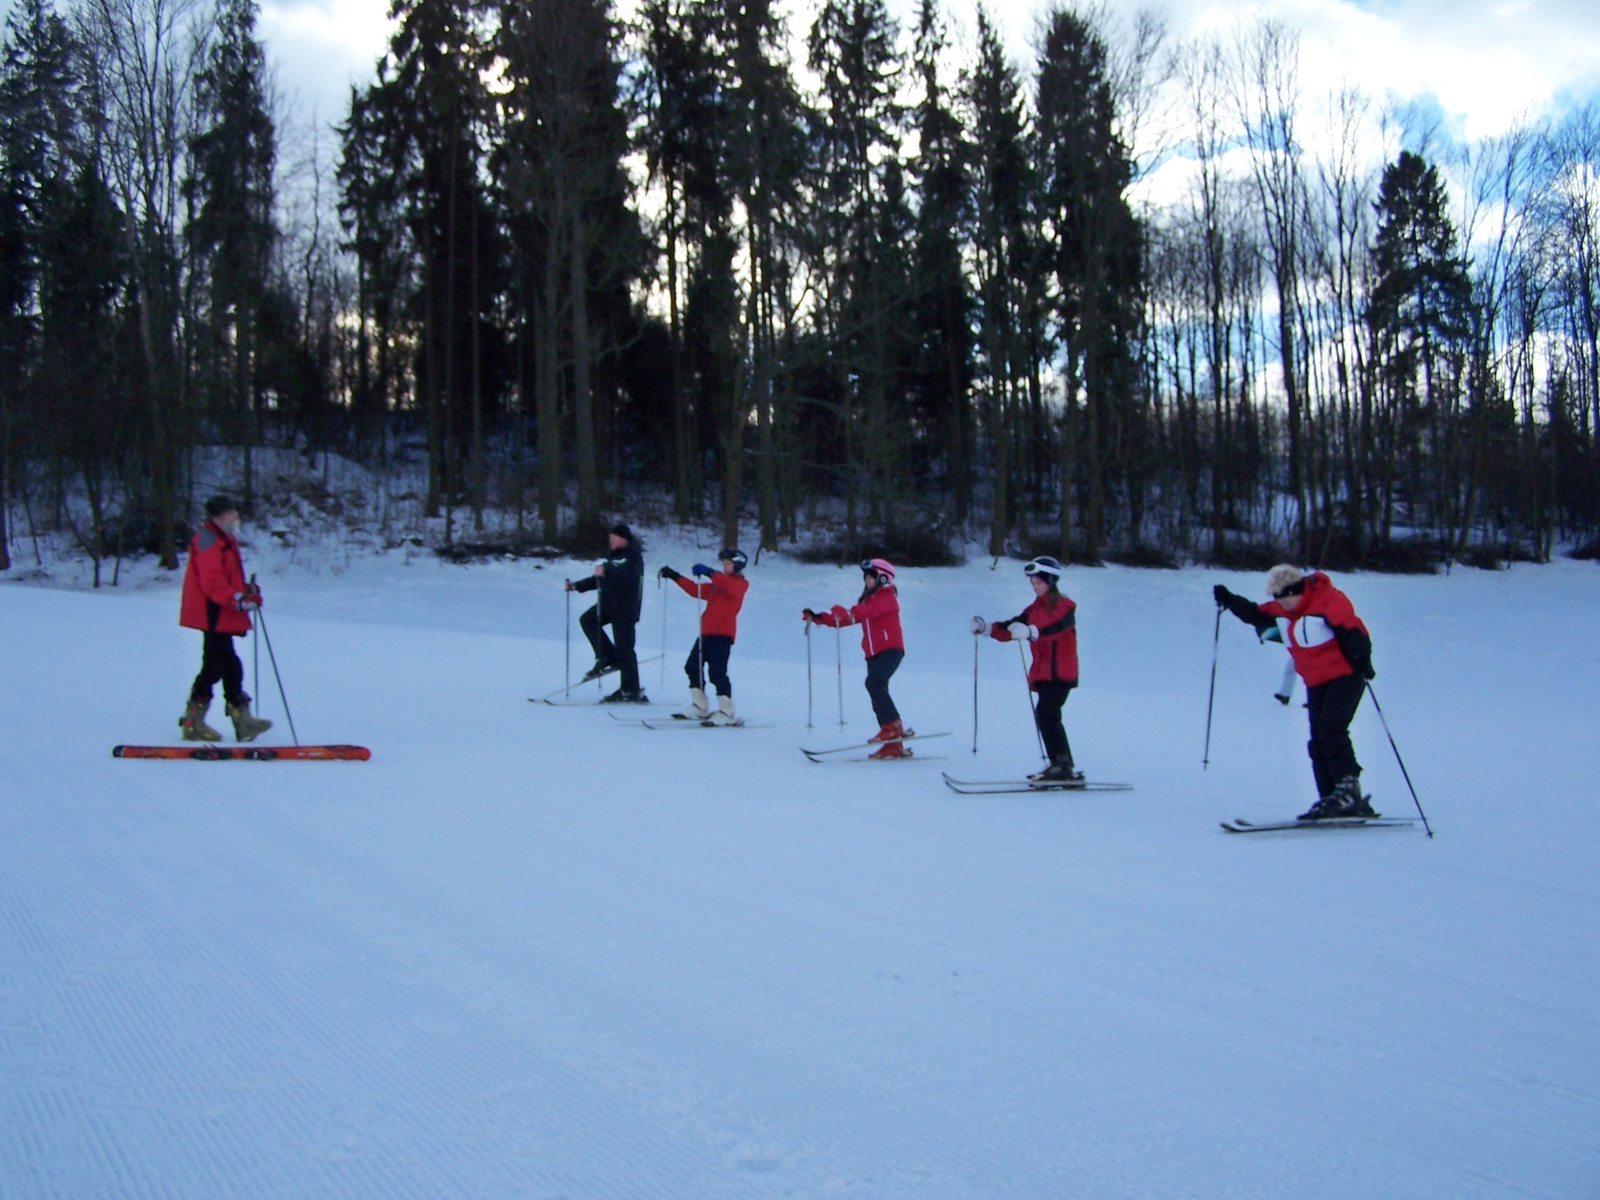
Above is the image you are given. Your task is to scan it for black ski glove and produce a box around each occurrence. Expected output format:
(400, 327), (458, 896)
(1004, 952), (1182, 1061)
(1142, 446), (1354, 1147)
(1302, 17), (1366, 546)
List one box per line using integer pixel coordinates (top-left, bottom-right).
(658, 566), (680, 582)
(1212, 584), (1233, 607)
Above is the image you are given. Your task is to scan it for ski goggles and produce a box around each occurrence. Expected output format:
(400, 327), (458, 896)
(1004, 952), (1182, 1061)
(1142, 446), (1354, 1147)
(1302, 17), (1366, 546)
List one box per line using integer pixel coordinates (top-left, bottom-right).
(1272, 579), (1306, 600)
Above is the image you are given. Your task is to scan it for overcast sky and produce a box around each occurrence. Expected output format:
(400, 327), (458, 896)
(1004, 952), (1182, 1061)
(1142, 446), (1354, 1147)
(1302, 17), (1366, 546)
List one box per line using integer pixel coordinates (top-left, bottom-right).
(7, 0), (1596, 156)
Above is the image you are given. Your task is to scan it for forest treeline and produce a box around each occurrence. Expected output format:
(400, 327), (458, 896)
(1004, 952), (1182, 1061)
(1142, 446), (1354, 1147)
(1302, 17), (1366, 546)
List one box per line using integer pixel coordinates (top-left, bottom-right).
(3, 0), (1599, 576)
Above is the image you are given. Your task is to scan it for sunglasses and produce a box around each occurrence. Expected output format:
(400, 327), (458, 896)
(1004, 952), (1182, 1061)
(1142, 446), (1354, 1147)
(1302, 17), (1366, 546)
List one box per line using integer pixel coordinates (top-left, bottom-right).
(1273, 579), (1306, 600)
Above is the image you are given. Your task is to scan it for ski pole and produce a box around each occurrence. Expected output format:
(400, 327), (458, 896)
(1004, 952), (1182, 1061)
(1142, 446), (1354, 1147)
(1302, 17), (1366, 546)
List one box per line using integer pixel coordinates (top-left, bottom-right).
(805, 622), (814, 729)
(972, 630), (980, 754)
(659, 574), (668, 690)
(1203, 604), (1222, 769)
(1366, 683), (1434, 838)
(835, 626), (845, 727)
(1019, 640), (1045, 759)
(250, 574), (260, 708)
(254, 608), (299, 746)
(564, 584), (571, 695)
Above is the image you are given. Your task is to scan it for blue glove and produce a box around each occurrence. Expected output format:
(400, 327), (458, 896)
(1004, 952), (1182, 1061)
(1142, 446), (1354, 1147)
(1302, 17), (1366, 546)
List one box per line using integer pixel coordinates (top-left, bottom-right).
(692, 563), (715, 577)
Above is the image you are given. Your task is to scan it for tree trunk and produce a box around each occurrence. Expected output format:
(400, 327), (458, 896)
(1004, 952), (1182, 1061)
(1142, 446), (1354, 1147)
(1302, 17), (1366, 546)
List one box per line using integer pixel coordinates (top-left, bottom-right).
(571, 206), (599, 529)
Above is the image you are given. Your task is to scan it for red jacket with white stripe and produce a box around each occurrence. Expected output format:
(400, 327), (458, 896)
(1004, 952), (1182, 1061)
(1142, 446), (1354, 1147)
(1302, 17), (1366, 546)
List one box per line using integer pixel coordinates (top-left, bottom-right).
(674, 571), (749, 641)
(1260, 573), (1369, 687)
(179, 520), (252, 636)
(812, 585), (904, 658)
(989, 593), (1078, 686)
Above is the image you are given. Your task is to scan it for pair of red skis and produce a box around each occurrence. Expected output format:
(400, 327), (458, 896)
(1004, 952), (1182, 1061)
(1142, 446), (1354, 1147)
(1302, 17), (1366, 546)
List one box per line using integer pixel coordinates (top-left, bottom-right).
(112, 744), (370, 761)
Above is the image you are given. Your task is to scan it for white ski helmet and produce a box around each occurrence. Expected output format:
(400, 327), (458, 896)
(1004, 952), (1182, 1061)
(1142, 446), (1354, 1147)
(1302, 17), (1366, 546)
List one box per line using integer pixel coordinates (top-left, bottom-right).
(1024, 555), (1064, 582)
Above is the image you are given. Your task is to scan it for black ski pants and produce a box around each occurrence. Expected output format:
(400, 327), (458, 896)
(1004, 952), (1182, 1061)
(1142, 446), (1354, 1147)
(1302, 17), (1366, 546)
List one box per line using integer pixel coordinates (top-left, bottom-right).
(581, 605), (639, 693)
(190, 631), (247, 707)
(1033, 680), (1075, 768)
(684, 635), (733, 697)
(1306, 673), (1364, 796)
(864, 648), (903, 726)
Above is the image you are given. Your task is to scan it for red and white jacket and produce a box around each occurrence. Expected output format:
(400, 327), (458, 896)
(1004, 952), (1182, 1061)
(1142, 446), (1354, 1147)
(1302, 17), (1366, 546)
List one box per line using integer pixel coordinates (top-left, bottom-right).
(674, 571), (749, 641)
(179, 520), (252, 636)
(1260, 572), (1368, 688)
(990, 593), (1078, 686)
(812, 585), (904, 658)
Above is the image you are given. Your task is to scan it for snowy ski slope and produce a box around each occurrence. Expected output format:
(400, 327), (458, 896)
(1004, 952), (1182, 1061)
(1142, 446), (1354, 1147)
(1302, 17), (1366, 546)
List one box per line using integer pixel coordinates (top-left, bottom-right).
(2, 542), (1596, 1198)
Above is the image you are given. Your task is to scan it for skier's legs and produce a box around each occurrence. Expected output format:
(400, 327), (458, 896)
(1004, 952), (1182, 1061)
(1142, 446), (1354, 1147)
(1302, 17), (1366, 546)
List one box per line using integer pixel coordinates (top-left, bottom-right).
(702, 635), (733, 697)
(863, 648), (903, 726)
(191, 632), (246, 707)
(1309, 673), (1364, 786)
(613, 621), (639, 693)
(1033, 680), (1074, 767)
(1306, 676), (1364, 792)
(579, 605), (614, 666)
(684, 641), (704, 689)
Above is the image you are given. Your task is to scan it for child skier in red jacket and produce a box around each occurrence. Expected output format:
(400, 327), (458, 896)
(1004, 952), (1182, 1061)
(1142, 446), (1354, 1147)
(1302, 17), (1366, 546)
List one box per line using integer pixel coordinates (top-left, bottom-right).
(976, 555), (1081, 783)
(1214, 564), (1376, 820)
(804, 558), (911, 758)
(177, 496), (272, 742)
(657, 548), (750, 726)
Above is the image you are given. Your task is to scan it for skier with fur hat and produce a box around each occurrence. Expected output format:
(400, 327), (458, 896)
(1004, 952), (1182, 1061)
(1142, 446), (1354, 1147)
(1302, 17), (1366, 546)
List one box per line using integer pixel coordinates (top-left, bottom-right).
(1213, 565), (1377, 820)
(973, 556), (1081, 783)
(657, 548), (749, 725)
(177, 496), (272, 742)
(566, 522), (646, 703)
(803, 558), (911, 758)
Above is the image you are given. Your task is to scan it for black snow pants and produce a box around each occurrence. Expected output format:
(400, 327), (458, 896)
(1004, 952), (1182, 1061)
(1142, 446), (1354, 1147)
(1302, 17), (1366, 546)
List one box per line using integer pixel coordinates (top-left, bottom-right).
(190, 631), (247, 707)
(1306, 673), (1364, 796)
(1033, 680), (1075, 768)
(581, 605), (640, 694)
(684, 635), (733, 697)
(864, 648), (903, 726)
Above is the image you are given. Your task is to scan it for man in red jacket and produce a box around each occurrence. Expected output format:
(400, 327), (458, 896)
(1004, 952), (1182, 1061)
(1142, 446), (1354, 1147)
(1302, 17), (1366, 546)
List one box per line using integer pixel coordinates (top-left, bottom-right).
(978, 555), (1081, 782)
(657, 548), (750, 726)
(1214, 564), (1376, 819)
(804, 558), (910, 758)
(178, 496), (272, 742)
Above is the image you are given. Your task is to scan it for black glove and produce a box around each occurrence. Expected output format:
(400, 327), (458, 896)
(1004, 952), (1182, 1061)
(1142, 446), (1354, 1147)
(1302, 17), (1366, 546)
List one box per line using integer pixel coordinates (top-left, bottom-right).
(658, 566), (680, 582)
(1213, 584), (1233, 607)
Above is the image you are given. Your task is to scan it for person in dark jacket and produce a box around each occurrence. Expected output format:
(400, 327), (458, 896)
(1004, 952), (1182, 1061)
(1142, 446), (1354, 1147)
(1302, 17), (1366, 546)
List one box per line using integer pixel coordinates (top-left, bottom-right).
(177, 496), (272, 742)
(658, 548), (749, 725)
(975, 556), (1081, 783)
(1214, 564), (1376, 820)
(566, 523), (647, 703)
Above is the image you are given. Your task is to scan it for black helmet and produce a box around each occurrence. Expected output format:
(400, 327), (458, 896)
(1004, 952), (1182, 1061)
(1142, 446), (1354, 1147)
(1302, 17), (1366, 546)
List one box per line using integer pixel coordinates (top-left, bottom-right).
(1024, 555), (1064, 581)
(204, 495), (239, 518)
(719, 547), (748, 572)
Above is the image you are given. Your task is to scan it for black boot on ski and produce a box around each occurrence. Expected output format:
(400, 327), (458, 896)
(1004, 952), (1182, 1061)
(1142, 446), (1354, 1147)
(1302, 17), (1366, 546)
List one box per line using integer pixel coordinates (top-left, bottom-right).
(600, 687), (648, 705)
(581, 657), (616, 683)
(1297, 776), (1373, 821)
(1029, 761), (1085, 785)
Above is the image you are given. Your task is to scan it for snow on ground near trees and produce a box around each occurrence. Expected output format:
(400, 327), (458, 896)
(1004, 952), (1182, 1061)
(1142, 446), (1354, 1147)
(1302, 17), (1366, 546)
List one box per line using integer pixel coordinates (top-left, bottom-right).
(3, 538), (1598, 1199)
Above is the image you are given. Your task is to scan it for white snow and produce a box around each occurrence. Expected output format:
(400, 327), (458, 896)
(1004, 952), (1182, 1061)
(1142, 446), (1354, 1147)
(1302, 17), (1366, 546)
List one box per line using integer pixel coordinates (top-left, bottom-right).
(3, 538), (1598, 1198)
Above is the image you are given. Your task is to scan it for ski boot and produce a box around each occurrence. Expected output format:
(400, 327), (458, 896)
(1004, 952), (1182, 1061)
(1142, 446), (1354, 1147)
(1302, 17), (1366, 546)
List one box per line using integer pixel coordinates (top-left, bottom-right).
(600, 687), (649, 705)
(179, 699), (222, 742)
(678, 687), (710, 721)
(1297, 776), (1373, 820)
(705, 695), (739, 727)
(867, 720), (911, 759)
(1028, 760), (1085, 785)
(226, 698), (273, 743)
(581, 657), (617, 683)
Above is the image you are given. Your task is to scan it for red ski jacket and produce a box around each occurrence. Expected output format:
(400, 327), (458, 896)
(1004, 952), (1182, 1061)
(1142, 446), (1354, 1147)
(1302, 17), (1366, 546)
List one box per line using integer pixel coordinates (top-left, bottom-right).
(179, 520), (252, 636)
(990, 593), (1078, 686)
(812, 585), (904, 658)
(674, 571), (749, 641)
(1259, 572), (1368, 687)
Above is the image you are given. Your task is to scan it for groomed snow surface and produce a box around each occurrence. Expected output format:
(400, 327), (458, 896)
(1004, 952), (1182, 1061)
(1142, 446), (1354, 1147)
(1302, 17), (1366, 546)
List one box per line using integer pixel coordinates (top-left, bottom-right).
(3, 538), (1597, 1199)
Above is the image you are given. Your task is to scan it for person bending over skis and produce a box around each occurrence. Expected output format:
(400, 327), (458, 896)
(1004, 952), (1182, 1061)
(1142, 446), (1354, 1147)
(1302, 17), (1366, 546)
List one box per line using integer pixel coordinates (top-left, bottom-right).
(804, 558), (911, 758)
(973, 555), (1081, 783)
(1213, 565), (1377, 820)
(177, 495), (272, 742)
(658, 548), (749, 726)
(566, 522), (646, 703)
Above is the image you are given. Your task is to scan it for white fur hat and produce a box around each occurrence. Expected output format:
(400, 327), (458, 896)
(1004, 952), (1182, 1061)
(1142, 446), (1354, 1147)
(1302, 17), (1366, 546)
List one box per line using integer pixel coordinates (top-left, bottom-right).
(1265, 564), (1304, 597)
